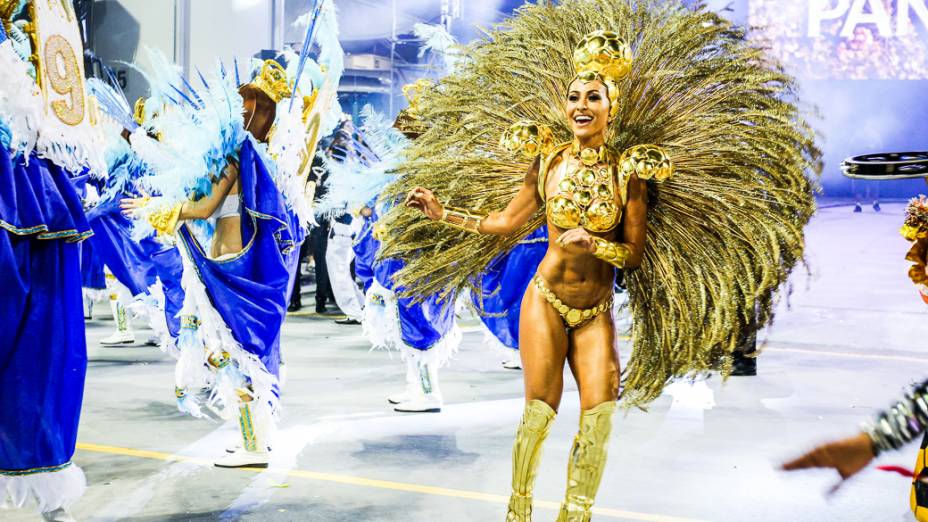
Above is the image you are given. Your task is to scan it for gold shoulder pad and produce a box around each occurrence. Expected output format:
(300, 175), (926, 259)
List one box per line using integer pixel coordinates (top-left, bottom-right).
(619, 144), (674, 182)
(500, 120), (555, 161)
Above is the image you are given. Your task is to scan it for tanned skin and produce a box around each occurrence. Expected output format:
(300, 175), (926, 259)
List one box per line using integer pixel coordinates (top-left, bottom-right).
(405, 79), (647, 412)
(121, 86), (277, 259)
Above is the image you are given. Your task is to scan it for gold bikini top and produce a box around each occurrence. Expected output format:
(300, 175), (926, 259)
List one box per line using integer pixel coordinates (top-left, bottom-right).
(538, 142), (628, 233)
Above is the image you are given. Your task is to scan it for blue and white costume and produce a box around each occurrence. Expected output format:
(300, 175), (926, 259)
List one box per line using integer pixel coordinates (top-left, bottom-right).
(471, 226), (548, 367)
(85, 134), (185, 346)
(124, 1), (343, 466)
(0, 4), (107, 517)
(319, 107), (461, 412)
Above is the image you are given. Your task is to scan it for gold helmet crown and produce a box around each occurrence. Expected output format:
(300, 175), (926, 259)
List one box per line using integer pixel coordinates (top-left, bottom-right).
(571, 30), (632, 119)
(252, 60), (292, 103)
(401, 78), (435, 120)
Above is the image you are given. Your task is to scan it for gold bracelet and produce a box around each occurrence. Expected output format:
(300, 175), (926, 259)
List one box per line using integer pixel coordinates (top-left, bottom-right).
(592, 237), (631, 268)
(440, 206), (485, 234)
(148, 202), (182, 236)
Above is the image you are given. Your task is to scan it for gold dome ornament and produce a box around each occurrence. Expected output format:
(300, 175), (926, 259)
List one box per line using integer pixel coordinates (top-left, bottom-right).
(252, 60), (292, 103)
(500, 120), (555, 160)
(401, 78), (435, 120)
(619, 144), (674, 182)
(572, 30), (633, 119)
(207, 351), (232, 369)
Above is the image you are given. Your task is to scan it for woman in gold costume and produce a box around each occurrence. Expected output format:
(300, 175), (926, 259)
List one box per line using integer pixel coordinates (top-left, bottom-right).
(407, 32), (649, 520)
(381, 1), (820, 520)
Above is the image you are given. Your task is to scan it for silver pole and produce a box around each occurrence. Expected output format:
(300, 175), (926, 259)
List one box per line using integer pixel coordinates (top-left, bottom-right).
(389, 0), (397, 115)
(174, 0), (191, 80)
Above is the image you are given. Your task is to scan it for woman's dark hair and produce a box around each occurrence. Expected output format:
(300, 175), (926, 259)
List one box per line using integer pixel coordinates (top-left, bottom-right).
(239, 84), (276, 143)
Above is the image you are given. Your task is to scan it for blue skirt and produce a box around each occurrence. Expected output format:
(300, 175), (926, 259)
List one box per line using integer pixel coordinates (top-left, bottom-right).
(0, 147), (89, 475)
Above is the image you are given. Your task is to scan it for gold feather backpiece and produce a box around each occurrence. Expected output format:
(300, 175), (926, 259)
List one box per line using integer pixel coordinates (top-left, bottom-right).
(378, 0), (820, 406)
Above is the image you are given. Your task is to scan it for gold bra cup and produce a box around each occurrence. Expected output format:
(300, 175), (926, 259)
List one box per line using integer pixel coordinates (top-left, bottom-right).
(546, 163), (621, 233)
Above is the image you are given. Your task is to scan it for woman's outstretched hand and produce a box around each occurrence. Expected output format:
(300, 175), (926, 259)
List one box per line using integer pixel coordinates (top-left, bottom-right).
(780, 432), (876, 495)
(119, 196), (149, 218)
(405, 187), (444, 221)
(557, 228), (596, 255)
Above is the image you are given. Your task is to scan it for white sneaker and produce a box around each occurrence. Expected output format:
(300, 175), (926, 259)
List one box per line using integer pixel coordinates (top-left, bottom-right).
(394, 393), (442, 413)
(387, 390), (411, 405)
(502, 359), (522, 370)
(41, 508), (76, 522)
(214, 448), (269, 468)
(225, 443), (272, 453)
(100, 330), (135, 345)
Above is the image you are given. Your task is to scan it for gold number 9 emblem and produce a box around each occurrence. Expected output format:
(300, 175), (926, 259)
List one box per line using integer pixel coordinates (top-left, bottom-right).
(44, 34), (85, 126)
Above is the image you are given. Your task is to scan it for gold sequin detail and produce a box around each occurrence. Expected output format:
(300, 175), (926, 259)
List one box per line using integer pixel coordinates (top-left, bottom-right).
(43, 33), (85, 126)
(546, 145), (621, 233)
(533, 275), (612, 329)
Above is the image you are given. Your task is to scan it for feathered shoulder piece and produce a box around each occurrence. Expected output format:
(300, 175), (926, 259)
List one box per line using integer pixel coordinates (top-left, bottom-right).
(128, 49), (247, 206)
(378, 0), (820, 405)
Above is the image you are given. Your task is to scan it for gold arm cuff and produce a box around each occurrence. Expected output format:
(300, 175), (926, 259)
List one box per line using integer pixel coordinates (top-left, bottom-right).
(440, 206), (485, 234)
(148, 203), (182, 237)
(592, 237), (631, 268)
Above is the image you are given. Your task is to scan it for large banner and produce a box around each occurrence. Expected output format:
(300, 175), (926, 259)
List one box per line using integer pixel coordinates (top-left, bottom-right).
(31, 0), (95, 131)
(750, 0), (928, 79)
(27, 0), (104, 172)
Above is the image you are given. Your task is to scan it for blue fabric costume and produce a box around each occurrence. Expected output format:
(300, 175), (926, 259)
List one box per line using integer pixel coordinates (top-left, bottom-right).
(354, 204), (457, 360)
(471, 226), (548, 353)
(0, 145), (90, 508)
(175, 139), (303, 395)
(77, 176), (106, 293)
(86, 156), (184, 338)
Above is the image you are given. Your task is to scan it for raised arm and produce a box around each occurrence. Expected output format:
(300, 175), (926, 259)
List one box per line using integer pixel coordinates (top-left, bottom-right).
(406, 158), (543, 236)
(119, 161), (241, 233)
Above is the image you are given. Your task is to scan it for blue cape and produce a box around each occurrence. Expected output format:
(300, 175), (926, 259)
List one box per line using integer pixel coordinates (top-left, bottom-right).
(176, 139), (304, 376)
(471, 227), (548, 349)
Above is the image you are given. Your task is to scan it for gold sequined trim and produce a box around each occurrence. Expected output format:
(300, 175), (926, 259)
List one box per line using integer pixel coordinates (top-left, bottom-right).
(0, 461), (72, 476)
(532, 275), (612, 329)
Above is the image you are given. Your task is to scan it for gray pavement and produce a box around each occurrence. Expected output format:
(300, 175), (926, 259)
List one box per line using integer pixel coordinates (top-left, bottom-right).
(5, 203), (926, 521)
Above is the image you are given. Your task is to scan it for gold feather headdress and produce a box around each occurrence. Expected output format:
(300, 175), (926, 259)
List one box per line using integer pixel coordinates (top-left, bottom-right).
(377, 0), (820, 406)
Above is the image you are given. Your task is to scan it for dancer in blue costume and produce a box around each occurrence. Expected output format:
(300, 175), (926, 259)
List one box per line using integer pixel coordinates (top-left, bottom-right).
(86, 109), (184, 346)
(354, 201), (461, 413)
(318, 102), (461, 414)
(0, 2), (108, 519)
(83, 84), (186, 347)
(121, 2), (343, 467)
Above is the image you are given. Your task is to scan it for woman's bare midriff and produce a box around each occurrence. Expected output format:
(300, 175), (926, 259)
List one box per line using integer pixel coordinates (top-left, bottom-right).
(537, 149), (622, 309)
(211, 215), (244, 258)
(536, 224), (616, 309)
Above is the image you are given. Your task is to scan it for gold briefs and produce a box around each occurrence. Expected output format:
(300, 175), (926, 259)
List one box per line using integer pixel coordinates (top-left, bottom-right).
(532, 275), (613, 330)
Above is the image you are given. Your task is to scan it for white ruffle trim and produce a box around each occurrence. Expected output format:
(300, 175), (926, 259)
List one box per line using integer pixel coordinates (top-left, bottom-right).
(0, 41), (106, 175)
(0, 463), (86, 513)
(125, 281), (175, 355)
(362, 280), (461, 368)
(0, 41), (42, 158)
(173, 238), (280, 425)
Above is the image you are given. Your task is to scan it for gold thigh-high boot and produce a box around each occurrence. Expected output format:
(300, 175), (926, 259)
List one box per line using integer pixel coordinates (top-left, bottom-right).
(506, 399), (557, 521)
(556, 401), (617, 521)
